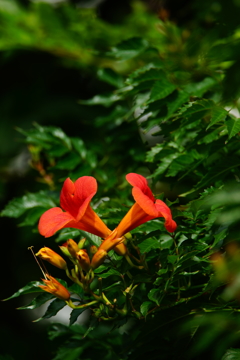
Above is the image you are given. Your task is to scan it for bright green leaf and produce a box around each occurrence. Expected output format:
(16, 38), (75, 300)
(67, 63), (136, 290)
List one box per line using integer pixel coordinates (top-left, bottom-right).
(148, 80), (176, 103)
(1, 192), (56, 218)
(3, 281), (44, 300)
(207, 107), (228, 129)
(226, 116), (240, 139)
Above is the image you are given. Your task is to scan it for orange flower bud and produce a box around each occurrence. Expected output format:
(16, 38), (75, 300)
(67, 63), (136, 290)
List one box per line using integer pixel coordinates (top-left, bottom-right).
(39, 275), (70, 301)
(91, 249), (108, 270)
(76, 249), (91, 272)
(67, 239), (79, 258)
(36, 247), (67, 270)
(114, 243), (128, 256)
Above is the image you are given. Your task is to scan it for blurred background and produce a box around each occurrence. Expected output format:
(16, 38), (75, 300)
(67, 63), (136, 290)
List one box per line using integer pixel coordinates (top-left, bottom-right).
(1, 0), (240, 359)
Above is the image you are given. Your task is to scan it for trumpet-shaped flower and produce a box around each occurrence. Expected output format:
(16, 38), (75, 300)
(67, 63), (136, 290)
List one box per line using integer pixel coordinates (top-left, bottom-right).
(91, 229), (125, 269)
(38, 177), (111, 239)
(115, 173), (177, 237)
(39, 275), (70, 300)
(36, 247), (67, 269)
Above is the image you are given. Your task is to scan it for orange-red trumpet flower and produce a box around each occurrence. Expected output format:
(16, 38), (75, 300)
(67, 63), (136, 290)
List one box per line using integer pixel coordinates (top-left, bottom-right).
(38, 177), (110, 238)
(115, 173), (177, 237)
(91, 229), (125, 269)
(39, 275), (70, 301)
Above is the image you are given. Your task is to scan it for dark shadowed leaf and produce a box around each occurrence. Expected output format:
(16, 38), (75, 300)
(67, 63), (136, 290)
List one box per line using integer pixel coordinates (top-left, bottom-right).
(34, 298), (66, 322)
(17, 293), (54, 310)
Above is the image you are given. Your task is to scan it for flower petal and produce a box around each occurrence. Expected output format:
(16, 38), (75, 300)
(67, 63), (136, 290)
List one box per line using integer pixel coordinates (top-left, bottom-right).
(132, 187), (158, 216)
(155, 199), (177, 232)
(77, 205), (111, 238)
(38, 207), (75, 238)
(116, 203), (153, 237)
(60, 177), (97, 221)
(126, 173), (155, 201)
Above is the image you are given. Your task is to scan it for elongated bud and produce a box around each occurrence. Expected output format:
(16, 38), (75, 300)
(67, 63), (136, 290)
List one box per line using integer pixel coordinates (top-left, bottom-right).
(114, 243), (128, 256)
(59, 244), (71, 257)
(76, 249), (91, 272)
(36, 247), (67, 270)
(78, 238), (86, 249)
(67, 239), (79, 258)
(91, 249), (108, 270)
(90, 245), (98, 255)
(39, 275), (70, 300)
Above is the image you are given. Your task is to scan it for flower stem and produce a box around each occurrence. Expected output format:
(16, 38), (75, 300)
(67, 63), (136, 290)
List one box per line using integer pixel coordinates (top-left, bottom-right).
(66, 299), (98, 309)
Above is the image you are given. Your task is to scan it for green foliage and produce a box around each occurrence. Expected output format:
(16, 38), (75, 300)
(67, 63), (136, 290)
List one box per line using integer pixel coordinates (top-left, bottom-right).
(2, 0), (240, 359)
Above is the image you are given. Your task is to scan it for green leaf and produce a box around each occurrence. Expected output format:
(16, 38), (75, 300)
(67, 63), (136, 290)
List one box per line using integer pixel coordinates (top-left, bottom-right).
(166, 90), (189, 117)
(211, 228), (228, 249)
(166, 152), (198, 177)
(198, 126), (224, 144)
(97, 68), (124, 88)
(102, 281), (121, 291)
(222, 348), (240, 360)
(148, 80), (176, 103)
(52, 346), (84, 360)
(80, 93), (122, 107)
(53, 152), (81, 170)
(179, 99), (213, 117)
(93, 265), (109, 274)
(157, 269), (168, 276)
(1, 191), (56, 218)
(109, 37), (149, 60)
(158, 234), (174, 249)
(207, 107), (228, 129)
(48, 144), (69, 157)
(97, 268), (121, 278)
(167, 255), (178, 264)
(146, 144), (163, 163)
(71, 137), (87, 159)
(125, 63), (156, 84)
(127, 68), (166, 85)
(68, 283), (84, 297)
(138, 238), (161, 253)
(50, 126), (72, 149)
(226, 116), (240, 139)
(140, 301), (153, 317)
(34, 298), (66, 322)
(69, 308), (86, 326)
(3, 281), (44, 300)
(17, 293), (54, 310)
(184, 77), (217, 97)
(148, 288), (161, 305)
(193, 157), (240, 192)
(19, 207), (45, 227)
(79, 230), (101, 247)
(55, 229), (81, 243)
(152, 153), (178, 176)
